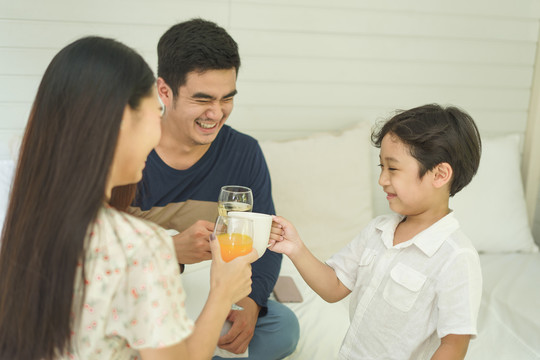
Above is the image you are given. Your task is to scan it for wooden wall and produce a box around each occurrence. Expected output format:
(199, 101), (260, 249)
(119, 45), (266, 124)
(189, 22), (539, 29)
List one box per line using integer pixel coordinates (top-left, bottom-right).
(2, 0), (539, 143)
(1, 0), (540, 236)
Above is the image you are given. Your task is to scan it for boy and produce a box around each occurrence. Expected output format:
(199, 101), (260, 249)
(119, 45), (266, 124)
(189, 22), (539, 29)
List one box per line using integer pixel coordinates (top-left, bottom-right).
(269, 104), (483, 359)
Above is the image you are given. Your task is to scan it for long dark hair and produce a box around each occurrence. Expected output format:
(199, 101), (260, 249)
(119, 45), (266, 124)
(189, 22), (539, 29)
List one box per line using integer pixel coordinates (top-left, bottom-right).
(110, 183), (138, 211)
(0, 36), (155, 359)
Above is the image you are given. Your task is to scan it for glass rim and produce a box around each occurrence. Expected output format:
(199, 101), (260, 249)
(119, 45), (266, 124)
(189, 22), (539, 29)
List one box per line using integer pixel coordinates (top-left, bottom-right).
(220, 185), (252, 193)
(215, 214), (254, 223)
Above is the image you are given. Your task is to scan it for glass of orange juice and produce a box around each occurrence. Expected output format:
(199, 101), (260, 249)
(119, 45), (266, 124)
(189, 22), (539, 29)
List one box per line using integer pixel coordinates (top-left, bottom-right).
(214, 215), (254, 310)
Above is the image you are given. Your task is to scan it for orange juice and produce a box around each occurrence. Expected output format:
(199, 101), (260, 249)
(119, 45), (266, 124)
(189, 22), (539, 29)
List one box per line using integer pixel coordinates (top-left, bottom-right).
(217, 233), (253, 262)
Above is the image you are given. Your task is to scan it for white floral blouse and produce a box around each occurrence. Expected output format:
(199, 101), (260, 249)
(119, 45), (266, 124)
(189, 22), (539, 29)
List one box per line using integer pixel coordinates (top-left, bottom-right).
(63, 205), (194, 359)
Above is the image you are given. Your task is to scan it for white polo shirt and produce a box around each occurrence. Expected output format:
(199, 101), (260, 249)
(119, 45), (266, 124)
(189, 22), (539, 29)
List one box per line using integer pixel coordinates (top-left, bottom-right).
(326, 212), (482, 360)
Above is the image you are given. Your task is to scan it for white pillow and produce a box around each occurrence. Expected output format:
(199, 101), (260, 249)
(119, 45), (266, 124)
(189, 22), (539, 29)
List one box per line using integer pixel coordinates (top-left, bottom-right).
(0, 159), (15, 234)
(260, 122), (373, 260)
(450, 134), (538, 253)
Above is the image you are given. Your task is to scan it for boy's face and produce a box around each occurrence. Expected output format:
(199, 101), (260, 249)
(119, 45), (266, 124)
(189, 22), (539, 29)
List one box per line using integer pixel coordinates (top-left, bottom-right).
(378, 134), (437, 216)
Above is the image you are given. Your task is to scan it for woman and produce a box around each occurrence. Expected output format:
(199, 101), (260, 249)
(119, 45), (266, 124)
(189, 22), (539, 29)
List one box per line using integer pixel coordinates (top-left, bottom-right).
(0, 36), (256, 360)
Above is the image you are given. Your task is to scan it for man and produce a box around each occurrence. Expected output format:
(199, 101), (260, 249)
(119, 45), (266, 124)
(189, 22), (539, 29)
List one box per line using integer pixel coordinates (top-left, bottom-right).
(128, 19), (299, 359)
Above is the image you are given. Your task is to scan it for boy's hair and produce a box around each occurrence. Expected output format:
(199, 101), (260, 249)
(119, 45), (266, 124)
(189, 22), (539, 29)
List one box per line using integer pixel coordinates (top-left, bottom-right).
(371, 104), (482, 197)
(157, 18), (241, 97)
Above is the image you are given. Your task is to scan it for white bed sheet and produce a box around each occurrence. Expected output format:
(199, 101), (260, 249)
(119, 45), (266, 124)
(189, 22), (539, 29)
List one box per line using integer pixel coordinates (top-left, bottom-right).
(281, 253), (540, 360)
(178, 252), (540, 360)
(467, 253), (540, 360)
(180, 256), (350, 360)
(279, 256), (349, 360)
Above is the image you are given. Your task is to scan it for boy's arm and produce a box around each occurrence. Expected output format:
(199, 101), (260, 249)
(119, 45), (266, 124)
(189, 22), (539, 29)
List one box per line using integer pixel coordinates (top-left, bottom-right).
(270, 216), (351, 303)
(431, 334), (470, 360)
(290, 243), (351, 303)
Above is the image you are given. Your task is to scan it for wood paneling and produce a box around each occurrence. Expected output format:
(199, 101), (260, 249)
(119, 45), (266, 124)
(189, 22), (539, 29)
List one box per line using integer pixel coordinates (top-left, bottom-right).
(0, 0), (538, 173)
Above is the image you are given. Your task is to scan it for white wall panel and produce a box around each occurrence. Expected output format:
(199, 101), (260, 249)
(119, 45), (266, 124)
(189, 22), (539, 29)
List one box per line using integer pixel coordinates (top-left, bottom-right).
(0, 0), (538, 214)
(230, 3), (539, 42)
(0, 0), (229, 25)
(240, 57), (532, 87)
(0, 20), (166, 50)
(234, 82), (529, 109)
(234, 0), (540, 19)
(230, 107), (528, 142)
(0, 75), (41, 103)
(232, 30), (537, 66)
(0, 49), (58, 76)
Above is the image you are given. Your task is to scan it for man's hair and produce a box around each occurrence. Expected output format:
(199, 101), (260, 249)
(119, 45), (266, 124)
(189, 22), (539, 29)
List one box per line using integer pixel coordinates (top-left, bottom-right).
(157, 18), (241, 97)
(371, 104), (482, 196)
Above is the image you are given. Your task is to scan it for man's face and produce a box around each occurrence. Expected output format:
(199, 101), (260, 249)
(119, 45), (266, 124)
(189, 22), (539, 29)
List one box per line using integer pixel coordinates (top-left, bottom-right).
(163, 68), (237, 147)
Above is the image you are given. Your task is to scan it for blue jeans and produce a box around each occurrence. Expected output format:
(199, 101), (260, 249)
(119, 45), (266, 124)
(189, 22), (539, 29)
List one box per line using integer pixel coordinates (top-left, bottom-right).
(213, 300), (300, 360)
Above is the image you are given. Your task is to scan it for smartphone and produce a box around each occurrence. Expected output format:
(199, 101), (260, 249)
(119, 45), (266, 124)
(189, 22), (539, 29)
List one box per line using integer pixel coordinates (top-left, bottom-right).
(273, 276), (303, 303)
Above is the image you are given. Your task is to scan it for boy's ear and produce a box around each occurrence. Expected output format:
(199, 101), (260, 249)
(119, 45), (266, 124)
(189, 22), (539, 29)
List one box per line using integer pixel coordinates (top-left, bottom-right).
(432, 162), (453, 189)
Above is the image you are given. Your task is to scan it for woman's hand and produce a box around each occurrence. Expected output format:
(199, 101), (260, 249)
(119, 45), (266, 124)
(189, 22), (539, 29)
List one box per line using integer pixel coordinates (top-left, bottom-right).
(209, 234), (258, 305)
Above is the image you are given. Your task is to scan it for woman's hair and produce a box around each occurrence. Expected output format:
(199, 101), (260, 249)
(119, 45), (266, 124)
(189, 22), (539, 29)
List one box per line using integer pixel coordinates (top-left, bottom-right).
(110, 183), (138, 211)
(371, 104), (482, 197)
(0, 36), (155, 359)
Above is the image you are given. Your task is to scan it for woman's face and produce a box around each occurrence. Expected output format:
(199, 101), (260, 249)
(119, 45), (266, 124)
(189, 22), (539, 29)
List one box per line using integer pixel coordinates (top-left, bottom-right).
(107, 86), (162, 195)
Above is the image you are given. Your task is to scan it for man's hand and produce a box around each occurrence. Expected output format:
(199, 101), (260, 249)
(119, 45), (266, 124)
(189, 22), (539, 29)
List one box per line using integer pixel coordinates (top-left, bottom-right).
(173, 220), (214, 264)
(217, 297), (261, 354)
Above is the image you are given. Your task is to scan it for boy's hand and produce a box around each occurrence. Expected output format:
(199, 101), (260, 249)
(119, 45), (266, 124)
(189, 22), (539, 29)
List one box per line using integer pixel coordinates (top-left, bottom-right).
(268, 216), (303, 256)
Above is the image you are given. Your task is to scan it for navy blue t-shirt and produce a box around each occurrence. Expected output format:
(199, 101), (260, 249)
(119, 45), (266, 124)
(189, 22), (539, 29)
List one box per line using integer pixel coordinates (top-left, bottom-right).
(131, 125), (281, 312)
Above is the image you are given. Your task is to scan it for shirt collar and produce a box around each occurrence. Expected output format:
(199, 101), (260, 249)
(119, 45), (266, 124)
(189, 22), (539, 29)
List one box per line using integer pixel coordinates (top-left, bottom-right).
(375, 211), (460, 257)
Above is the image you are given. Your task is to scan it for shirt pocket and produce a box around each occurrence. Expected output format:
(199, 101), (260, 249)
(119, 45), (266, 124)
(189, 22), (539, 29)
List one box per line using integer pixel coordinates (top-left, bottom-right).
(383, 262), (427, 312)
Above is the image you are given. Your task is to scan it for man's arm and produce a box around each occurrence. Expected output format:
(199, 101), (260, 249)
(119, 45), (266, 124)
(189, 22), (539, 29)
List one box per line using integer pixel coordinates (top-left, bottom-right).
(248, 249), (281, 313)
(245, 143), (281, 313)
(217, 142), (281, 354)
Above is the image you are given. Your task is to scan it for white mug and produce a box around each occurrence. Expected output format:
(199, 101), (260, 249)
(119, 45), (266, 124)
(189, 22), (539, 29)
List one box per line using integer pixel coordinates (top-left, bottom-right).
(228, 211), (272, 259)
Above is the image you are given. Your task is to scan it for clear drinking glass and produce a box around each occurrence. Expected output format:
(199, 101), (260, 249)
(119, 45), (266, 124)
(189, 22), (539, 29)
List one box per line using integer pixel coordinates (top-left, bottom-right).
(218, 185), (253, 217)
(213, 215), (254, 310)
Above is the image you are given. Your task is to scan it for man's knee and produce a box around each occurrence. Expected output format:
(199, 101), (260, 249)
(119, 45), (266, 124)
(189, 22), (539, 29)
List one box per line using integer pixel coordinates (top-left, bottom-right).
(260, 301), (300, 358)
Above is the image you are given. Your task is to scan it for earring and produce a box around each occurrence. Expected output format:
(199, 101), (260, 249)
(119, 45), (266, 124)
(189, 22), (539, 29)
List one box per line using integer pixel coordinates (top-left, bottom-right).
(158, 95), (166, 116)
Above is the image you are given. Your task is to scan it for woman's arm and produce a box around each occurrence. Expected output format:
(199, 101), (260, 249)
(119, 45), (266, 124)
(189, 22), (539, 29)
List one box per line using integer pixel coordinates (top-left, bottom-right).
(139, 235), (257, 360)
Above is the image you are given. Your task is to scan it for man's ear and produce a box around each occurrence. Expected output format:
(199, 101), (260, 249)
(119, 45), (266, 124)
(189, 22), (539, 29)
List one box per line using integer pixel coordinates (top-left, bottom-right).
(433, 162), (453, 189)
(156, 77), (173, 108)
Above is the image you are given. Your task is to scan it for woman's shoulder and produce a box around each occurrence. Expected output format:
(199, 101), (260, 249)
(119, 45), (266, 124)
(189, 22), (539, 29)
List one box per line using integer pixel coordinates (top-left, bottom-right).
(101, 205), (166, 233)
(89, 205), (174, 256)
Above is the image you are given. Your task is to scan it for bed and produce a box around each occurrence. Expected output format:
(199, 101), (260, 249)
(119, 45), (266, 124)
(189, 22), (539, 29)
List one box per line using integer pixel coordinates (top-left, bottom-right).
(0, 121), (539, 359)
